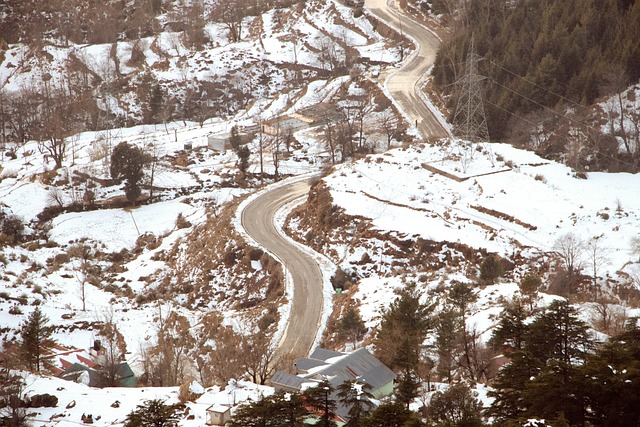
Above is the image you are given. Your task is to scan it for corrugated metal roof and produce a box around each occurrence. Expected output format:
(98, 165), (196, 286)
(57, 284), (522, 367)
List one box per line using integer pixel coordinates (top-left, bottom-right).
(270, 371), (305, 389)
(294, 357), (327, 372)
(309, 348), (345, 362)
(313, 348), (396, 391)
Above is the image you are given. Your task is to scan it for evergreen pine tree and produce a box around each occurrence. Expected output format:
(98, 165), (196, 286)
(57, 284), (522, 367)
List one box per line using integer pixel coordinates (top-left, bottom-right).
(427, 383), (483, 427)
(20, 307), (53, 372)
(519, 274), (541, 311)
(435, 309), (460, 383)
(363, 402), (422, 427)
(374, 283), (434, 371)
(579, 325), (640, 426)
(339, 307), (367, 346)
(110, 142), (148, 204)
(124, 399), (183, 427)
(490, 303), (528, 351)
(480, 254), (503, 284)
(303, 379), (337, 427)
(336, 380), (375, 427)
(525, 300), (591, 365)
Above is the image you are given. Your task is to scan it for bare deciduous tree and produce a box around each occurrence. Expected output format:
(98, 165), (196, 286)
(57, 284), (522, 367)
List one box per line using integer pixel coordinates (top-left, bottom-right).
(631, 235), (640, 261)
(553, 232), (584, 275)
(142, 306), (194, 386)
(95, 308), (126, 387)
(590, 299), (628, 335)
(586, 237), (609, 298)
(241, 334), (279, 385)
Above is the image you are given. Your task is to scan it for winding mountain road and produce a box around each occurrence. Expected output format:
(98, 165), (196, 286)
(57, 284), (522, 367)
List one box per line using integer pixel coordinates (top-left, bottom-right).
(241, 178), (322, 359)
(367, 0), (450, 140)
(238, 1), (448, 359)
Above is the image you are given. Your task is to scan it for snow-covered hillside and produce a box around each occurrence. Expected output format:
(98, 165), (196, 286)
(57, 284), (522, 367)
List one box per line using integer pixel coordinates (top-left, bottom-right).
(287, 139), (640, 345)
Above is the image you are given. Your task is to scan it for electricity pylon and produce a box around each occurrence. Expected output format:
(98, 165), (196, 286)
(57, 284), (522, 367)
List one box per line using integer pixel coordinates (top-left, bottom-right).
(452, 36), (493, 171)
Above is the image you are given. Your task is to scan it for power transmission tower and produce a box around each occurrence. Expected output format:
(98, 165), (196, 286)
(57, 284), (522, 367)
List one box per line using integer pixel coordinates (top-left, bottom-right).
(452, 36), (493, 171)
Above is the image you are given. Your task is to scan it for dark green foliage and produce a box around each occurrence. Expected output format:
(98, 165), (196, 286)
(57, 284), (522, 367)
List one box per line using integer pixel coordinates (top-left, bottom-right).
(336, 380), (375, 427)
(362, 402), (423, 427)
(435, 309), (460, 383)
(578, 325), (640, 426)
(374, 283), (435, 372)
(303, 379), (337, 427)
(229, 125), (241, 151)
(124, 399), (183, 427)
(147, 84), (164, 124)
(490, 303), (528, 351)
(228, 391), (308, 427)
(447, 282), (477, 326)
(525, 300), (591, 365)
(20, 307), (53, 372)
(110, 142), (148, 204)
(236, 146), (250, 173)
(339, 307), (367, 345)
(331, 267), (352, 291)
(489, 301), (593, 425)
(395, 368), (421, 409)
(434, 0), (640, 141)
(487, 350), (543, 422)
(427, 383), (484, 427)
(479, 255), (503, 284)
(519, 274), (541, 311)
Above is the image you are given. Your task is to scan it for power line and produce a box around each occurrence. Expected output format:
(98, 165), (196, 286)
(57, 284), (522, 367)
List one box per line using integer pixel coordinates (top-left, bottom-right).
(486, 81), (639, 170)
(488, 60), (589, 113)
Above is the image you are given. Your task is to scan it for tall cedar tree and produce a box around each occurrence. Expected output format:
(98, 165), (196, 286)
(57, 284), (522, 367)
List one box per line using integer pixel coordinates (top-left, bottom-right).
(229, 391), (308, 427)
(374, 283), (434, 371)
(110, 142), (148, 204)
(579, 324), (640, 426)
(374, 284), (434, 408)
(362, 402), (423, 427)
(339, 307), (367, 346)
(20, 307), (53, 372)
(336, 380), (375, 427)
(303, 379), (337, 427)
(479, 254), (503, 284)
(124, 399), (183, 427)
(489, 301), (592, 425)
(435, 309), (460, 383)
(489, 303), (528, 352)
(427, 383), (484, 427)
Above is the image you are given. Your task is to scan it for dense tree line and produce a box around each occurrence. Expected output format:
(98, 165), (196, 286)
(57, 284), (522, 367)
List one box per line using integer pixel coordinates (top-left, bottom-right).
(433, 0), (640, 161)
(489, 300), (640, 426)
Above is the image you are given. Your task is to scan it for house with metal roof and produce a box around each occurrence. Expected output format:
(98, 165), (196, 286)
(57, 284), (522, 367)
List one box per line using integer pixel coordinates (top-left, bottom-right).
(270, 347), (396, 424)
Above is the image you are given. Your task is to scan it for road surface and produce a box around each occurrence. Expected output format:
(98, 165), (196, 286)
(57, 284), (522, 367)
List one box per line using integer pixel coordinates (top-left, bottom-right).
(238, 2), (448, 360)
(241, 179), (322, 359)
(366, 0), (450, 140)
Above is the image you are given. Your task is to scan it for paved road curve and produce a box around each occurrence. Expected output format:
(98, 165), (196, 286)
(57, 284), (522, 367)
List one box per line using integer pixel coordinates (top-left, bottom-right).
(241, 178), (322, 359)
(367, 0), (450, 140)
(239, 3), (448, 360)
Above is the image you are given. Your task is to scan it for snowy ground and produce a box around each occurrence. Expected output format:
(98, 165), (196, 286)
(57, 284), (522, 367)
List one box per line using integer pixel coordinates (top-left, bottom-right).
(18, 373), (272, 427)
(1, 0), (639, 422)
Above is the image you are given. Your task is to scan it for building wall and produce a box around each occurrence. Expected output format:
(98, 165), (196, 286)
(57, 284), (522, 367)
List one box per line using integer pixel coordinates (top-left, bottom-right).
(372, 380), (394, 399)
(206, 409), (231, 426)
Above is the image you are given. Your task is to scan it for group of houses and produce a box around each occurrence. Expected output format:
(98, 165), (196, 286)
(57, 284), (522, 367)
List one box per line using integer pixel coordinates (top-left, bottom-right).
(205, 347), (396, 426)
(39, 340), (393, 426)
(42, 341), (135, 388)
